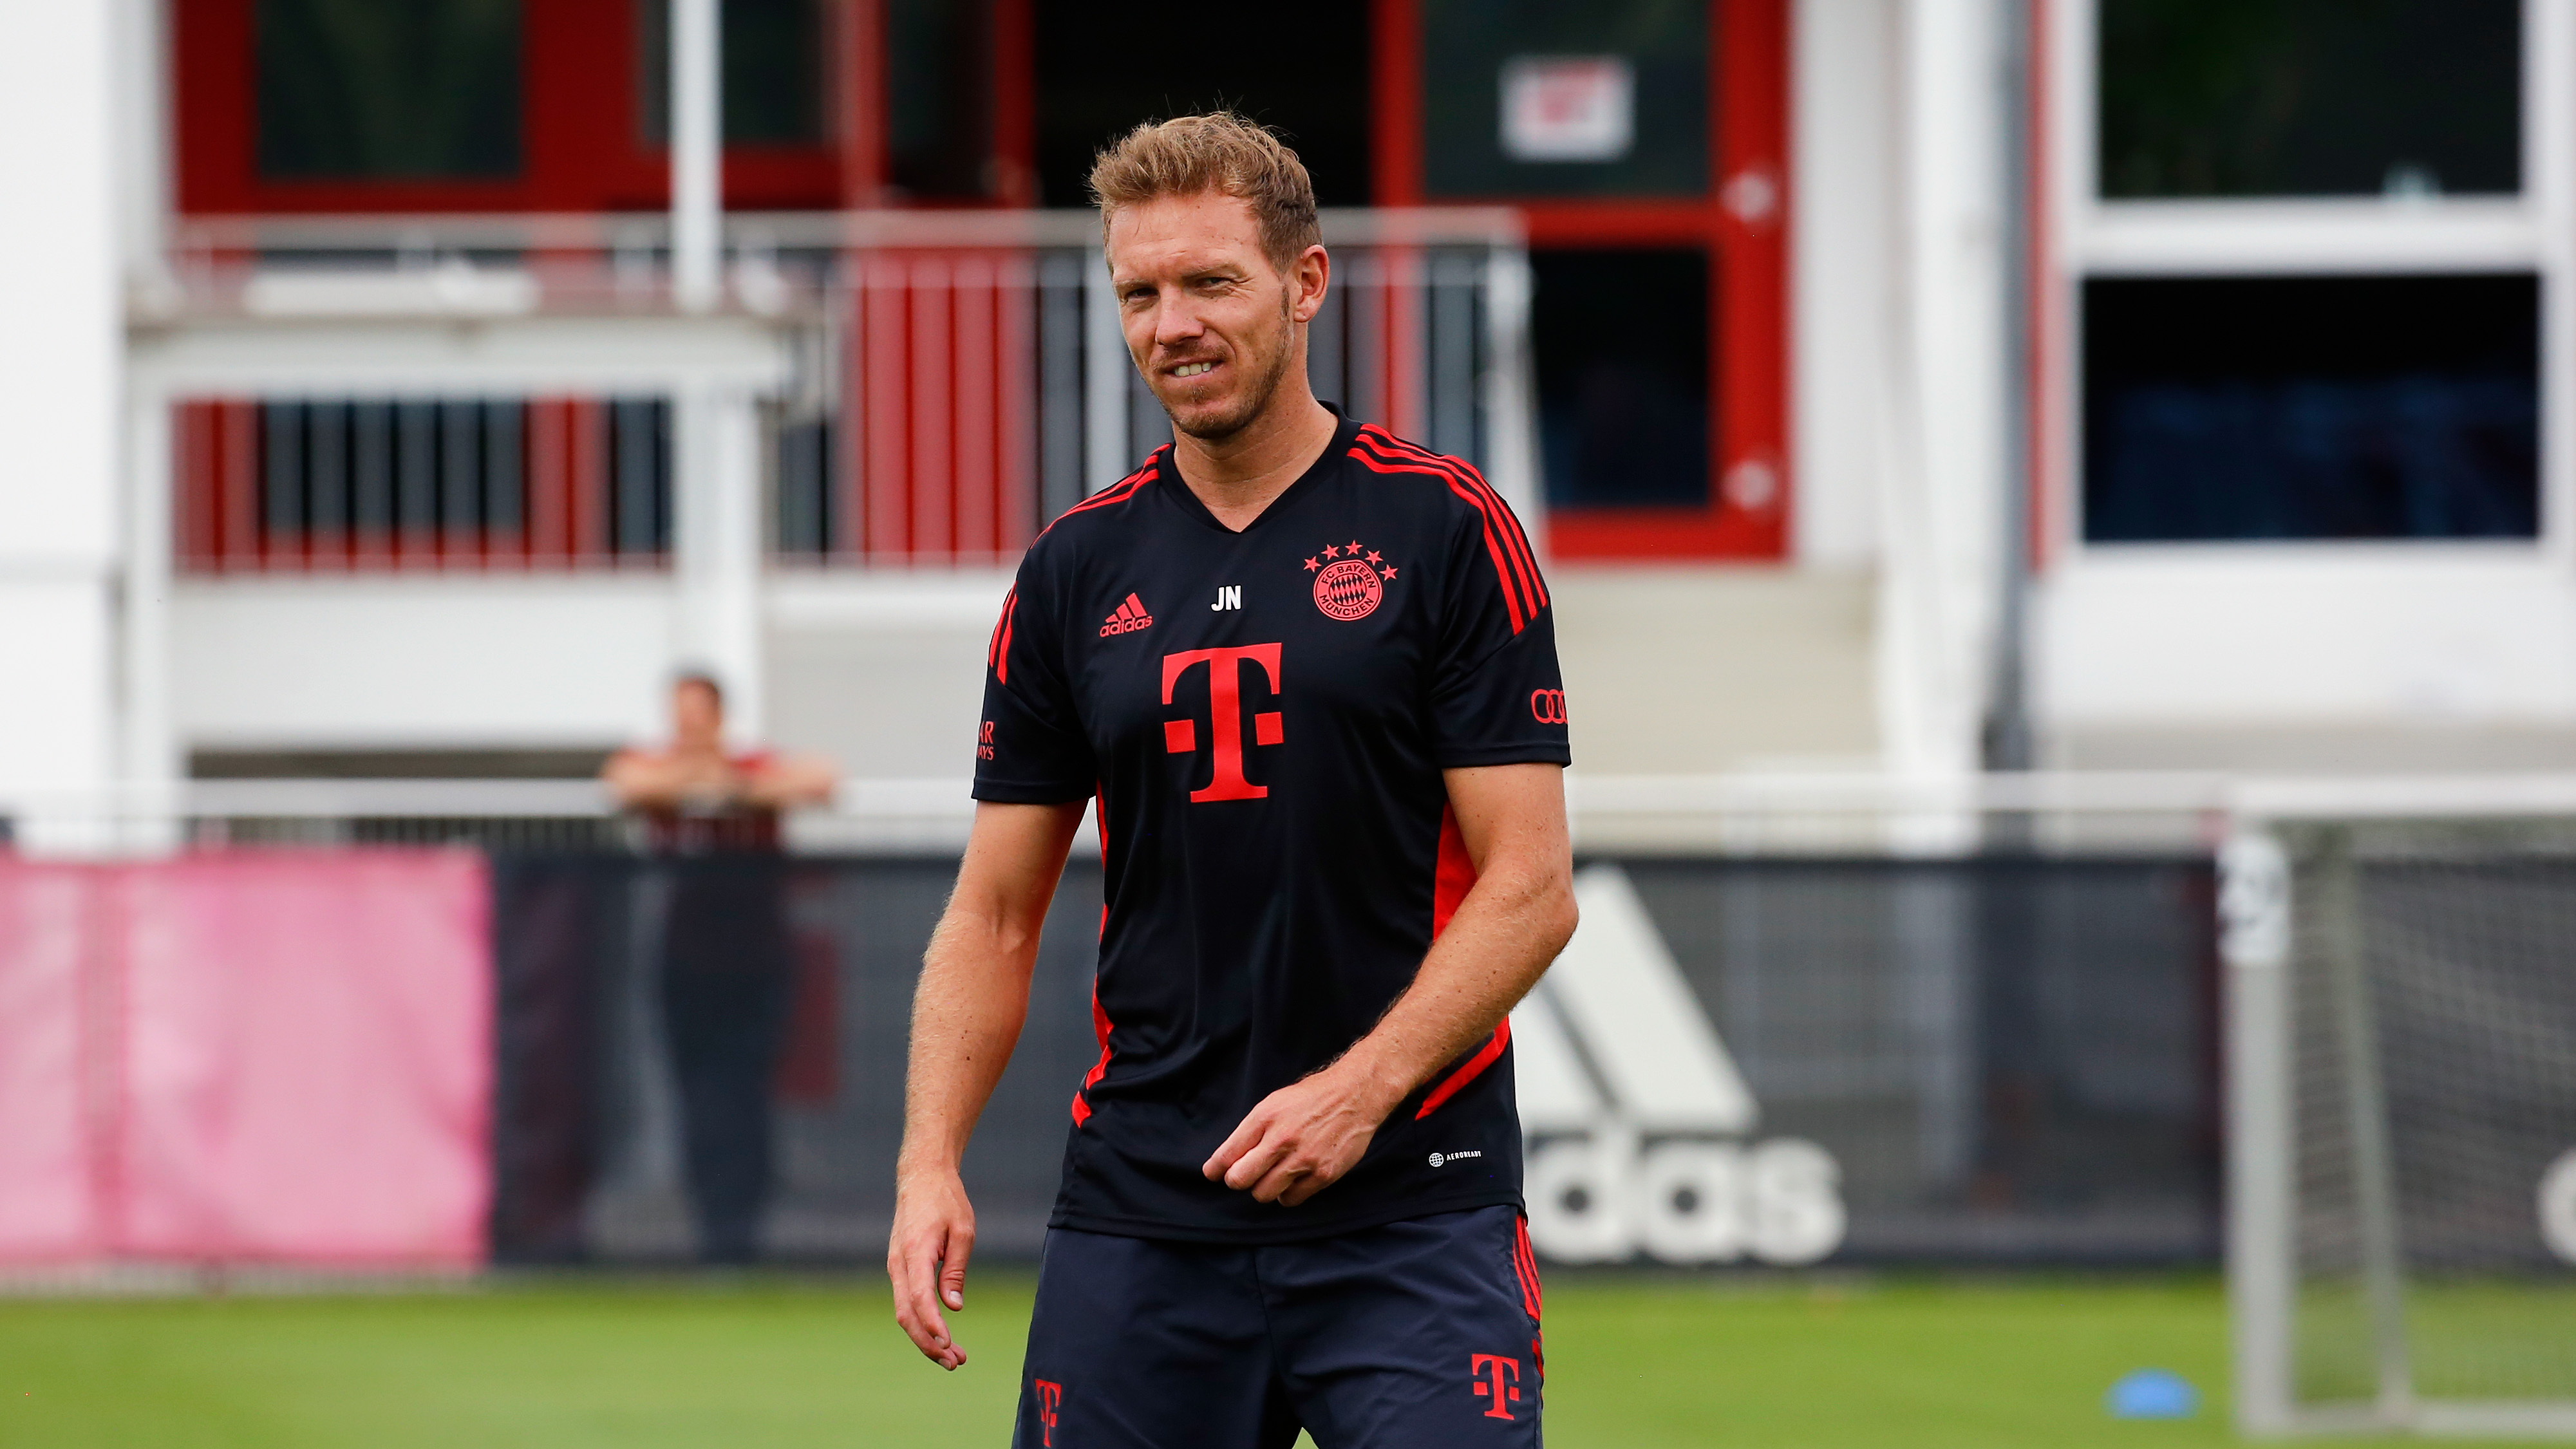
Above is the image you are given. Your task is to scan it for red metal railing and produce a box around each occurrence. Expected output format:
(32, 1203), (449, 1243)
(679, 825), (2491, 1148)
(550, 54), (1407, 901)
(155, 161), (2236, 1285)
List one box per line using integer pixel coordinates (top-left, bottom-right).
(174, 397), (663, 573)
(843, 252), (1039, 563)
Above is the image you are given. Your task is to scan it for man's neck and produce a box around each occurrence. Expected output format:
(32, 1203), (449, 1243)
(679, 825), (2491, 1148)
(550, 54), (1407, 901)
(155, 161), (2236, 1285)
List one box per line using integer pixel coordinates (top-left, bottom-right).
(1169, 384), (1340, 532)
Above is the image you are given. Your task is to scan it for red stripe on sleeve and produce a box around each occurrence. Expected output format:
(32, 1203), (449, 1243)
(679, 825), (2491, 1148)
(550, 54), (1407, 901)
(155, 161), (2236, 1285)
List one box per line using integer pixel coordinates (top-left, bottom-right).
(988, 584), (1017, 681)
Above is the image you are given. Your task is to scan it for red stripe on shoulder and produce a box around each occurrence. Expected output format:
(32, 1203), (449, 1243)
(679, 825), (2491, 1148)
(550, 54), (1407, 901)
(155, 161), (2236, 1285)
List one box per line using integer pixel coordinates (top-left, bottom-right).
(1449, 458), (1548, 608)
(1360, 429), (1544, 606)
(1358, 429), (1547, 610)
(1347, 440), (1530, 632)
(1350, 429), (1544, 612)
(1037, 451), (1162, 538)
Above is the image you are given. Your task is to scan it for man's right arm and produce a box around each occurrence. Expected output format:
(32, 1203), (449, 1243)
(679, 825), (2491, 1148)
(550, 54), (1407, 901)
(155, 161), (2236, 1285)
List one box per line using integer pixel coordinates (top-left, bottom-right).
(888, 798), (1088, 1371)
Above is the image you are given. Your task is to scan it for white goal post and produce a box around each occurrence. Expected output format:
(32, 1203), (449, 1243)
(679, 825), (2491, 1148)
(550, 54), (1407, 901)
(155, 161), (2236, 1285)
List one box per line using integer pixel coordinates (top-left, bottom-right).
(2224, 779), (2576, 1439)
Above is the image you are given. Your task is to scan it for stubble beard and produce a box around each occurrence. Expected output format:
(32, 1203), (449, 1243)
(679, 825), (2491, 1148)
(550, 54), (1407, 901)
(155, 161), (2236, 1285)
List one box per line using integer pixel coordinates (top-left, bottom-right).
(1163, 299), (1299, 444)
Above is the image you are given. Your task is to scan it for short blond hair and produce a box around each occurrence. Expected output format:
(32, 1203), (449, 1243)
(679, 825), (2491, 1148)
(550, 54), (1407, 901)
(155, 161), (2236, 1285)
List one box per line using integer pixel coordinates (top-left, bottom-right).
(1087, 112), (1321, 273)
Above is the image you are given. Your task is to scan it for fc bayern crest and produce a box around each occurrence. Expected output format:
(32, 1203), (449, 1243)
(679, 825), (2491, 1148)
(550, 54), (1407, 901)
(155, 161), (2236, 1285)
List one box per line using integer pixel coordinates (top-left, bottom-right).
(1304, 539), (1396, 621)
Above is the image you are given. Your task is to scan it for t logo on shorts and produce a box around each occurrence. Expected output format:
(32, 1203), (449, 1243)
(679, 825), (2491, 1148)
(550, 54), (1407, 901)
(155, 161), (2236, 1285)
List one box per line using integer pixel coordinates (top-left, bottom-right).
(1471, 1354), (1523, 1420)
(1161, 644), (1284, 803)
(1033, 1378), (1064, 1444)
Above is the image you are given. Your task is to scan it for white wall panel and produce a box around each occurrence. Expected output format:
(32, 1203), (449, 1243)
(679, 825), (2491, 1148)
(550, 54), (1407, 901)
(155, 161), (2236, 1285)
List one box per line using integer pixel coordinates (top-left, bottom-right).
(1792, 0), (1897, 568)
(0, 582), (114, 791)
(0, 2), (118, 565)
(171, 579), (679, 749)
(2035, 553), (2576, 725)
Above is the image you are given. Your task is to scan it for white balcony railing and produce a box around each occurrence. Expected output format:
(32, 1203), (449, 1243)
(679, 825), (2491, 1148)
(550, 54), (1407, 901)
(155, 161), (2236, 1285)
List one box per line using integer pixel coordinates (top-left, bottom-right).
(155, 208), (1540, 572)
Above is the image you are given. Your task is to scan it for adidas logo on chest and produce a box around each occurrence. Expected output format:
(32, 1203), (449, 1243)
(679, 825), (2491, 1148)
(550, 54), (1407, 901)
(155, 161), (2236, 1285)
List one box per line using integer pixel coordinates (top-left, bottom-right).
(1100, 593), (1155, 637)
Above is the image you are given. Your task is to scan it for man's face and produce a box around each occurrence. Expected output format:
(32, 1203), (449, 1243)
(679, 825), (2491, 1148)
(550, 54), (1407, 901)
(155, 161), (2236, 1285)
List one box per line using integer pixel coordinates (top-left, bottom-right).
(1105, 192), (1324, 442)
(672, 680), (723, 747)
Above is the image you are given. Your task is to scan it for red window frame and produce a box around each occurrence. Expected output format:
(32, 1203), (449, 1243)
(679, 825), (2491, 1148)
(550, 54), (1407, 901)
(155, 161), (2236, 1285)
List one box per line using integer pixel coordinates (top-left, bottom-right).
(1371, 0), (1789, 561)
(176, 0), (845, 213)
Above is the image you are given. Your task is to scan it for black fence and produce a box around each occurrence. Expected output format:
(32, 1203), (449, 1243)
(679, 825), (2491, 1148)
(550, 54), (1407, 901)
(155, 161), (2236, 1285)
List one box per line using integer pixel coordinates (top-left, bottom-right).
(487, 853), (2219, 1267)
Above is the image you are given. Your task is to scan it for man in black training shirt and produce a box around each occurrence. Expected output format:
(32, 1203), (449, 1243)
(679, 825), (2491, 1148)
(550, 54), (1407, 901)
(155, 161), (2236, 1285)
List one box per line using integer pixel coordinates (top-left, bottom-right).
(889, 113), (1575, 1447)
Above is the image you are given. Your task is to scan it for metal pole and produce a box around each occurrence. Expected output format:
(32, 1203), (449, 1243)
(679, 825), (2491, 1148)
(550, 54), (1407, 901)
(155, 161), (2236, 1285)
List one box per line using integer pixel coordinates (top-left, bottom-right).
(1084, 246), (1129, 493)
(1983, 0), (2035, 777)
(671, 0), (722, 313)
(2315, 826), (2416, 1428)
(2221, 828), (2297, 1437)
(120, 389), (175, 791)
(1478, 243), (1545, 554)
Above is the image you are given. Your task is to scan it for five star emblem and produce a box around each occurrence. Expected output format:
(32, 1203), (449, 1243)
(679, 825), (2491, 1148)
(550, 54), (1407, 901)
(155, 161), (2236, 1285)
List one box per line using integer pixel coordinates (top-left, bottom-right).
(1304, 539), (1399, 586)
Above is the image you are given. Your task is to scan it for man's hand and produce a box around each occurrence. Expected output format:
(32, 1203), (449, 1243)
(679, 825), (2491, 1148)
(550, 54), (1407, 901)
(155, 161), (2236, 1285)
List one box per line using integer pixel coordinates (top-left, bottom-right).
(1202, 1057), (1404, 1206)
(887, 1166), (977, 1370)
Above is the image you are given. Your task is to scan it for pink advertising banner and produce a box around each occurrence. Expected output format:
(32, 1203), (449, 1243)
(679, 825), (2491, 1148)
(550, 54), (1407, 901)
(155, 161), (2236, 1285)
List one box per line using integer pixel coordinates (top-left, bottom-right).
(0, 852), (491, 1269)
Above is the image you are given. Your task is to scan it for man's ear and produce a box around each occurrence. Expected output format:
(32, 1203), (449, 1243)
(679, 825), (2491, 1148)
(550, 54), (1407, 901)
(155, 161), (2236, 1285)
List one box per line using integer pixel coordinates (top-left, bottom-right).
(1290, 245), (1331, 324)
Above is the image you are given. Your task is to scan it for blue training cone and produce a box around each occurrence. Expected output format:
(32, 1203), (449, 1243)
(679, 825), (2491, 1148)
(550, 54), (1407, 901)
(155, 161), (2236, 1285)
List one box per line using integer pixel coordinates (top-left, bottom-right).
(2107, 1369), (2200, 1419)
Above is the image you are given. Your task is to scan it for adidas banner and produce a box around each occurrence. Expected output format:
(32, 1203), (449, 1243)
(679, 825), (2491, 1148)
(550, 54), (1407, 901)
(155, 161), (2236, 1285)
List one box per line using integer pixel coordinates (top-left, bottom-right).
(490, 854), (2219, 1267)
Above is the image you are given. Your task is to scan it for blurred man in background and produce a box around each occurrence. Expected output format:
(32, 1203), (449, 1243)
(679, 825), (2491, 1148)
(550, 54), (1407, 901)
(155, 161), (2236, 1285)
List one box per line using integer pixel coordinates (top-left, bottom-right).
(605, 671), (836, 1263)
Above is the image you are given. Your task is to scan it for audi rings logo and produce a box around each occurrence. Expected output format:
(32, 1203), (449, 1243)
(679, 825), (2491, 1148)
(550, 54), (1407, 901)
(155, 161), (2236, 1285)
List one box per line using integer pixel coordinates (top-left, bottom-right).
(1530, 689), (1568, 725)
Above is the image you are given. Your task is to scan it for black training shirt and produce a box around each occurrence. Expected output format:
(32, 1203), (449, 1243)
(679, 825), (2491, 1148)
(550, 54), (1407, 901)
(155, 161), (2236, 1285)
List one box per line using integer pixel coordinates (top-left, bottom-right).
(975, 411), (1569, 1243)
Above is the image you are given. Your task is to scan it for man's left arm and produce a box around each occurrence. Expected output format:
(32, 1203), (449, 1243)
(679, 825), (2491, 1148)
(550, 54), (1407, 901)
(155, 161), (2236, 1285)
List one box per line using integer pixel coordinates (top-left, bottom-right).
(1203, 760), (1576, 1205)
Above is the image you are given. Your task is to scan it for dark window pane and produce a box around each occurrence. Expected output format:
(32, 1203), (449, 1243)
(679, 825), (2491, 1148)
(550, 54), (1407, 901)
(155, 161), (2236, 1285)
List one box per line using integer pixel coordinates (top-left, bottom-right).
(775, 418), (834, 556)
(1533, 248), (1709, 509)
(612, 398), (673, 554)
(639, 0), (827, 147)
(888, 0), (993, 200)
(2083, 274), (2538, 543)
(258, 0), (521, 180)
(1033, 0), (1371, 207)
(1422, 0), (1706, 200)
(2099, 0), (2519, 198)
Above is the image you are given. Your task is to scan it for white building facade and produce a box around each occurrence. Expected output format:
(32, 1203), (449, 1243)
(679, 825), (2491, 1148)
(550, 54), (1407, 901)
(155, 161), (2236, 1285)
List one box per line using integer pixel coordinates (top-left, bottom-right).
(1, 0), (2559, 833)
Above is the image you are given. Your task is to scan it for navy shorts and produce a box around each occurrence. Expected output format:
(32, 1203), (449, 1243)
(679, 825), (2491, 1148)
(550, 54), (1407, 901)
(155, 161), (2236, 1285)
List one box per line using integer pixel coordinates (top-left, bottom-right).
(1013, 1205), (1545, 1448)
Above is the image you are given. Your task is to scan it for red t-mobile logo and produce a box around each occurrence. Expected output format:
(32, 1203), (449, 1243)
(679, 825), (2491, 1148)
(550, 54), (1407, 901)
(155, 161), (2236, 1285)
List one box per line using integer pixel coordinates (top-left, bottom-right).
(1161, 644), (1284, 803)
(1033, 1379), (1063, 1444)
(1471, 1354), (1523, 1419)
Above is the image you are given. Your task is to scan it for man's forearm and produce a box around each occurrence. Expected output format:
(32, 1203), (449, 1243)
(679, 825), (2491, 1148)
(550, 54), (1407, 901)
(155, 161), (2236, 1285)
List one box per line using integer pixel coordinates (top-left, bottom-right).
(899, 909), (1041, 1175)
(1333, 854), (1575, 1110)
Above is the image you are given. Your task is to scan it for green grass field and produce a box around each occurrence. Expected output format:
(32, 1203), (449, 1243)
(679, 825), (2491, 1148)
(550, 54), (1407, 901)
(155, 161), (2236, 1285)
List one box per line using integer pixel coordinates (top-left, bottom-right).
(0, 1274), (2553, 1447)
